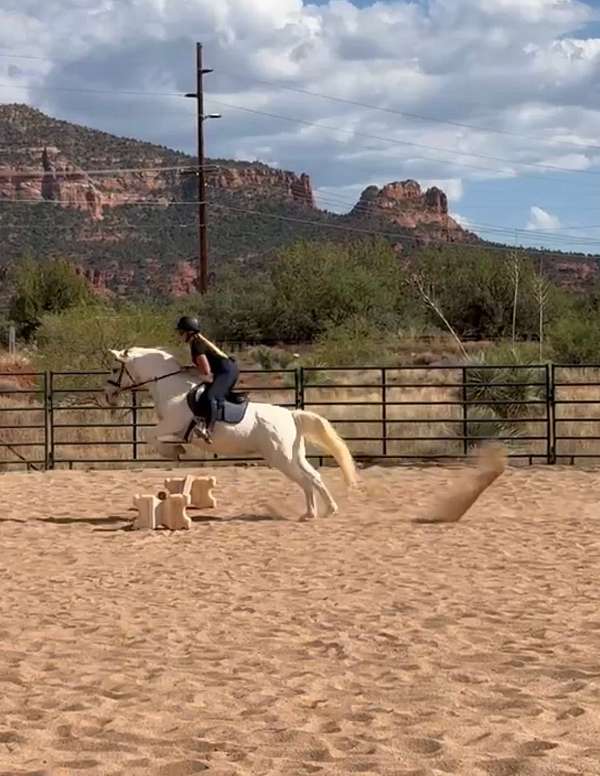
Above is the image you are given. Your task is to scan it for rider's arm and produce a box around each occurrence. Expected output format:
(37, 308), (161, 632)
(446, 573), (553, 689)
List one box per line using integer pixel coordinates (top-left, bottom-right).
(196, 354), (213, 380)
(191, 339), (213, 381)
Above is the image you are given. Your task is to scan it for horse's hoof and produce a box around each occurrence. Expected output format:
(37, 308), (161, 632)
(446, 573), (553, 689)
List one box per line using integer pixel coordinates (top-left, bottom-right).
(299, 513), (316, 522)
(322, 504), (338, 518)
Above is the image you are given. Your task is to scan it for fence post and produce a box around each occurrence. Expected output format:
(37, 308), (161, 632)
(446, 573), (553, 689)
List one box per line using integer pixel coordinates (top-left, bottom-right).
(547, 363), (556, 464)
(132, 389), (139, 461)
(461, 365), (469, 456)
(47, 371), (55, 470)
(381, 367), (388, 457)
(298, 367), (305, 410)
(42, 372), (49, 471)
(294, 367), (300, 410)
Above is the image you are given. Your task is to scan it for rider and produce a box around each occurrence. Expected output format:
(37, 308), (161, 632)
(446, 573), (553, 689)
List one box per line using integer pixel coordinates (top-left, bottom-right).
(175, 315), (239, 444)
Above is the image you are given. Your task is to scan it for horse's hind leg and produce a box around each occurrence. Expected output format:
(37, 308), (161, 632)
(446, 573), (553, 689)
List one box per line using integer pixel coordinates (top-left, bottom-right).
(269, 454), (338, 519)
(258, 411), (336, 519)
(296, 452), (338, 517)
(263, 453), (319, 520)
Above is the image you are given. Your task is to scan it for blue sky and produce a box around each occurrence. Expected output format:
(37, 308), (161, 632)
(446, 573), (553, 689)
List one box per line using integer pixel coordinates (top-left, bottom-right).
(2, 0), (600, 253)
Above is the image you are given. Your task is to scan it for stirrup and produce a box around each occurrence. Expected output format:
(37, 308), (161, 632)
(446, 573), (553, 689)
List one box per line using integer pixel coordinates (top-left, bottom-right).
(194, 425), (213, 444)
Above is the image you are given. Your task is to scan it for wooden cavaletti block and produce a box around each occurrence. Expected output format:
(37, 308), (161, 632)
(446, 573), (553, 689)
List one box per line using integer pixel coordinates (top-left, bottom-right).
(132, 492), (192, 530)
(132, 494), (161, 529)
(164, 475), (216, 509)
(157, 492), (192, 530)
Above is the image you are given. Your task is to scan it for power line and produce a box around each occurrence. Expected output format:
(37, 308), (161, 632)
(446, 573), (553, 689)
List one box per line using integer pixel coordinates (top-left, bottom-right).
(221, 71), (600, 154)
(2, 77), (599, 181)
(3, 192), (600, 253)
(5, 188), (600, 247)
(0, 51), (53, 62)
(0, 82), (186, 98)
(3, 167), (600, 246)
(212, 202), (600, 255)
(0, 196), (196, 206)
(206, 99), (600, 186)
(3, 79), (600, 185)
(312, 189), (600, 242)
(204, 179), (600, 241)
(3, 49), (598, 155)
(0, 164), (216, 178)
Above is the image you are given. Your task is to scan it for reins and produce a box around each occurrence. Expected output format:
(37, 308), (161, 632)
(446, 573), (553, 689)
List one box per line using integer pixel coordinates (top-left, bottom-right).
(107, 361), (184, 396)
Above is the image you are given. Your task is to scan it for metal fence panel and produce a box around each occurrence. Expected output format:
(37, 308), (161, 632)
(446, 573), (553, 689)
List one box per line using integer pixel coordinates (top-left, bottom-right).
(0, 371), (47, 470)
(550, 364), (600, 463)
(46, 368), (297, 468)
(301, 364), (551, 464)
(4, 363), (600, 470)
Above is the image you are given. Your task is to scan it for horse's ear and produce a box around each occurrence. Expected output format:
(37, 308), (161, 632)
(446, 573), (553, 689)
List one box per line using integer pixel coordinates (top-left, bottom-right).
(109, 349), (126, 362)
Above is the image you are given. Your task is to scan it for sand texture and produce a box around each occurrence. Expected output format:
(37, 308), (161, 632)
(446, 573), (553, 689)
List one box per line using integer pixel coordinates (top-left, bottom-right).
(1, 463), (600, 775)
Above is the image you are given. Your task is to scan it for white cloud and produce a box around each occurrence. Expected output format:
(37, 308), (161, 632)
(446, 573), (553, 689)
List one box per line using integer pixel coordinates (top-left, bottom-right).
(1, 0), (600, 204)
(526, 206), (562, 231)
(450, 212), (473, 230)
(421, 178), (464, 202)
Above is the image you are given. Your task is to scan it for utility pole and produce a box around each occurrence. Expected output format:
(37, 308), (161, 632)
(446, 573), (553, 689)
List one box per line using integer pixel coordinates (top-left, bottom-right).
(185, 43), (220, 294)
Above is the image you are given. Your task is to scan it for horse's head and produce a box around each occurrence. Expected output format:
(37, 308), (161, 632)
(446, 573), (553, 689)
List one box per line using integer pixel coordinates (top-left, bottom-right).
(103, 347), (183, 406)
(103, 348), (135, 406)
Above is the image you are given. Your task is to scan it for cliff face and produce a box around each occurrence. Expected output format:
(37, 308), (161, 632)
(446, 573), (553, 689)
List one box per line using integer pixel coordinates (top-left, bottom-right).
(210, 166), (314, 207)
(0, 148), (315, 220)
(2, 103), (595, 298)
(0, 147), (176, 220)
(351, 180), (471, 242)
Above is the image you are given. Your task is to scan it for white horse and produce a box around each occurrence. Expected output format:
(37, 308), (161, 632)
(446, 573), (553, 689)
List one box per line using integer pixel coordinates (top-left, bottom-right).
(103, 347), (357, 519)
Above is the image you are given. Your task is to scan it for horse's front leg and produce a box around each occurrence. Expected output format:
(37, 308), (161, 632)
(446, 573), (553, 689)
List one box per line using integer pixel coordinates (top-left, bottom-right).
(144, 426), (185, 461)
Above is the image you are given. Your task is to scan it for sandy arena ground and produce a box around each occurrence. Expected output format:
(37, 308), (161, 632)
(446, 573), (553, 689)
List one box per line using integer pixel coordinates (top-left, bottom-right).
(1, 462), (600, 776)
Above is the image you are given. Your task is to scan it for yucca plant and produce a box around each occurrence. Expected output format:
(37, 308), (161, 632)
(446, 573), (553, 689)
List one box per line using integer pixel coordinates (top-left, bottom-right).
(456, 405), (524, 451)
(463, 345), (547, 421)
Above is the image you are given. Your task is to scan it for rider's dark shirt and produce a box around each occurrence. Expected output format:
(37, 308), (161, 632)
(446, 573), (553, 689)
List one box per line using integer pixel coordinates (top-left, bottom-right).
(190, 335), (229, 374)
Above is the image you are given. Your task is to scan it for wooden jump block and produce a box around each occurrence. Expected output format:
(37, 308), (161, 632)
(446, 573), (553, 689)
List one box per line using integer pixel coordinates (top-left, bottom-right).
(164, 475), (217, 509)
(132, 492), (192, 530)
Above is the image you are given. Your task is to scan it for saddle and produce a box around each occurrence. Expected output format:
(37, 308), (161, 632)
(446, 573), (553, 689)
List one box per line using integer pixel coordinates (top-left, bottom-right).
(185, 385), (249, 427)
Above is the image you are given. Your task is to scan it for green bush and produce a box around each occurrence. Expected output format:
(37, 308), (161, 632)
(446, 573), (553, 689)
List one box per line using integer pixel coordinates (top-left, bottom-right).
(195, 267), (276, 342)
(0, 312), (12, 349)
(267, 239), (417, 341)
(34, 302), (184, 372)
(413, 247), (568, 341)
(8, 256), (97, 340)
(184, 238), (421, 345)
(548, 315), (600, 364)
(308, 316), (398, 367)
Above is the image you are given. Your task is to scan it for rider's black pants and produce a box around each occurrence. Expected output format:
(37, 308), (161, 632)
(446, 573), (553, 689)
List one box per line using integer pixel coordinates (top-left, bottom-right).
(200, 358), (240, 429)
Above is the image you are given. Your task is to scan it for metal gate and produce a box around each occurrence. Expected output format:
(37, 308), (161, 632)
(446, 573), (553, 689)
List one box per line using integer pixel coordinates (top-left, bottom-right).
(5, 363), (600, 471)
(0, 371), (48, 470)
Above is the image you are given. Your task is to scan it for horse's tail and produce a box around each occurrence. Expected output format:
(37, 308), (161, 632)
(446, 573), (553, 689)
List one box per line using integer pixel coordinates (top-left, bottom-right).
(292, 410), (358, 488)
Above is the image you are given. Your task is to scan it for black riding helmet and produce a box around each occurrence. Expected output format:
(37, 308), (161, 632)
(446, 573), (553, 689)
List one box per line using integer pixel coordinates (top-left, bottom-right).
(176, 315), (201, 333)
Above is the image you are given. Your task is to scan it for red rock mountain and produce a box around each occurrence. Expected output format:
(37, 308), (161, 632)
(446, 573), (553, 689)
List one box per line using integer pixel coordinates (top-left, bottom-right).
(3, 103), (592, 296)
(352, 180), (467, 243)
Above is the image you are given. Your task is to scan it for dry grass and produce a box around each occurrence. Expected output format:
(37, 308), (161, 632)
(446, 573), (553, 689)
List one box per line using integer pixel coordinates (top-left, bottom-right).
(3, 365), (600, 470)
(552, 367), (600, 461)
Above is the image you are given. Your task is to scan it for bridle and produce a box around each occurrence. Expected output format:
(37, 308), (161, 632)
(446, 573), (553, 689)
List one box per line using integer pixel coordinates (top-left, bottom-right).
(106, 359), (183, 398)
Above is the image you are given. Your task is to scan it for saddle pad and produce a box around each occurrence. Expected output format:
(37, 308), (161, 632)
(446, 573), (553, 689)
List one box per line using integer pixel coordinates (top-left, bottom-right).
(186, 386), (249, 426)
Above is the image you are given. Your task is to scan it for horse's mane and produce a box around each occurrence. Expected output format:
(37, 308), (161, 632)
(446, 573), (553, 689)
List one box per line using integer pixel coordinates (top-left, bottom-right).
(129, 346), (187, 369)
(154, 347), (180, 361)
(151, 347), (196, 374)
